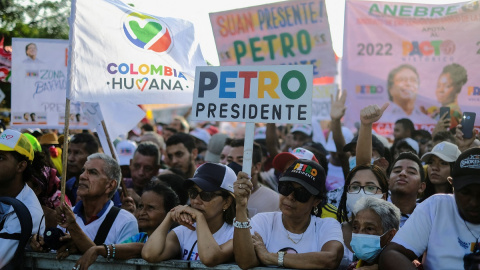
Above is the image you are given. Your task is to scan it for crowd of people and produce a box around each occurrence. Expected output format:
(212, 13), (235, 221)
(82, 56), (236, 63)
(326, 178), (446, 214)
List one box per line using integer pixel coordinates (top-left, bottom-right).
(0, 99), (479, 270)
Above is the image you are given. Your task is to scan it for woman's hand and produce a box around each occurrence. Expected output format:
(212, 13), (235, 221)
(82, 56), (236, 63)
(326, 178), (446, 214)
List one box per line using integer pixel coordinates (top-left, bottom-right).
(170, 205), (202, 231)
(252, 232), (273, 265)
(234, 172), (253, 208)
(56, 202), (76, 229)
(73, 245), (102, 270)
(360, 103), (389, 125)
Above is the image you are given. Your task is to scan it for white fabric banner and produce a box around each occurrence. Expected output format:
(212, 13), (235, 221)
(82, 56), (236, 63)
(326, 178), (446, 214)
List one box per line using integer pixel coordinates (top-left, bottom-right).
(312, 83), (337, 120)
(343, 0), (480, 137)
(209, 0), (337, 77)
(11, 38), (88, 129)
(68, 0), (206, 104)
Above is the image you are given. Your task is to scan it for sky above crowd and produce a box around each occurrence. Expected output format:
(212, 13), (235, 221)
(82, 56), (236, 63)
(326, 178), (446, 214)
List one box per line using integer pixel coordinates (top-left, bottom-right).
(130, 0), (465, 65)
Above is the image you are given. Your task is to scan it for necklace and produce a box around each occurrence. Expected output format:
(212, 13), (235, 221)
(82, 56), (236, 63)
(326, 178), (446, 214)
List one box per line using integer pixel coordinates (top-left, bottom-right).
(286, 229), (305, 244)
(464, 220), (480, 252)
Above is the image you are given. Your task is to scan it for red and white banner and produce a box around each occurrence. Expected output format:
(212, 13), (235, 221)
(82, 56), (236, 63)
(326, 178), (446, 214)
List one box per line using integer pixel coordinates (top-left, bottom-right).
(343, 0), (480, 137)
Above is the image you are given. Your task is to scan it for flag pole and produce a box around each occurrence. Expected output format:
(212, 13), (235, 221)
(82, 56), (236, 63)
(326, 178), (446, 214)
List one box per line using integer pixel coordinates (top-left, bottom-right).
(60, 99), (70, 205)
(242, 122), (255, 176)
(101, 120), (128, 198)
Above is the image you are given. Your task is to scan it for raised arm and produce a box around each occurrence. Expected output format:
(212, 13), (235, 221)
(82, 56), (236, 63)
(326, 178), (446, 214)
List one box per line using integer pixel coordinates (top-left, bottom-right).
(233, 172), (260, 270)
(356, 103), (389, 166)
(330, 90), (350, 178)
(455, 124), (478, 152)
(141, 211), (181, 262)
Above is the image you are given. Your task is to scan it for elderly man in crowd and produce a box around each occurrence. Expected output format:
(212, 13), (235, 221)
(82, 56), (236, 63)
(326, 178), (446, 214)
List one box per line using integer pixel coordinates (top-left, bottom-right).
(32, 153), (138, 260)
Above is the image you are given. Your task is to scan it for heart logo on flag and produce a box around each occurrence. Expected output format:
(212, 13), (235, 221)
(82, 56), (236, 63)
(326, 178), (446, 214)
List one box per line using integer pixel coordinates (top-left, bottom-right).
(123, 12), (172, 53)
(129, 21), (162, 44)
(136, 77), (148, 91)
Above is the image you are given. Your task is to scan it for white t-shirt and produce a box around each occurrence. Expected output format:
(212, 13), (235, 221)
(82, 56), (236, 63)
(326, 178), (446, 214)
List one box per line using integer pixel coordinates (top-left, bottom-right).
(251, 212), (344, 254)
(173, 222), (234, 261)
(248, 185), (280, 218)
(0, 185), (45, 269)
(64, 200), (138, 244)
(392, 194), (480, 270)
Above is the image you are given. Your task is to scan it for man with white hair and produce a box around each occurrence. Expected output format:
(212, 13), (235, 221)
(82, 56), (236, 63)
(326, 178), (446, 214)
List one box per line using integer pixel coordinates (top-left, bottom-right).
(31, 153), (138, 259)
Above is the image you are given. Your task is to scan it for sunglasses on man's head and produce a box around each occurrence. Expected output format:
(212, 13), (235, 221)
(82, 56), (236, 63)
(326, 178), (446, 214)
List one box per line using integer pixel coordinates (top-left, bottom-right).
(278, 182), (312, 203)
(187, 187), (223, 202)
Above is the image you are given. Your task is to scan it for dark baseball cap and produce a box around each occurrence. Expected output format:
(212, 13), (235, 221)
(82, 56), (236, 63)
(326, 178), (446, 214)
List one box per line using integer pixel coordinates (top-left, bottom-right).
(451, 147), (480, 191)
(184, 163), (236, 193)
(279, 159), (326, 195)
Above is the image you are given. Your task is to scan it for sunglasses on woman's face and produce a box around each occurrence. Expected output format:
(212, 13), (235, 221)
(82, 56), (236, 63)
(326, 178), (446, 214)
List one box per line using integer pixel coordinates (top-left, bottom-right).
(277, 182), (312, 203)
(187, 188), (223, 202)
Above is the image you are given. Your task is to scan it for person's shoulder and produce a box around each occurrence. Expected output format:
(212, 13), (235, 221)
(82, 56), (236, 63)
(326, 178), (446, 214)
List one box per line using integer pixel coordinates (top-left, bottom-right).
(419, 193), (454, 206)
(18, 185), (42, 210)
(252, 211), (278, 220)
(118, 207), (137, 221)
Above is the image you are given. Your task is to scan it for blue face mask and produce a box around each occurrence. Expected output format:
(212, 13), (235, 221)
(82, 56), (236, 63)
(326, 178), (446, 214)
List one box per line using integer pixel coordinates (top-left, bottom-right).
(350, 231), (389, 263)
(348, 156), (377, 170)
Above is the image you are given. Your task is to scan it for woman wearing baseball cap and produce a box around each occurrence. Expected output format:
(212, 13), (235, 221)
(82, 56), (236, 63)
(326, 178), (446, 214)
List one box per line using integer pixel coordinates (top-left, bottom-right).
(233, 159), (344, 269)
(142, 163), (236, 266)
(419, 141), (461, 202)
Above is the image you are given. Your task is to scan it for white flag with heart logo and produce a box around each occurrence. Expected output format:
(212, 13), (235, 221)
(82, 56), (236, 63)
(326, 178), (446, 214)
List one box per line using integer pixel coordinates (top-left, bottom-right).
(68, 0), (206, 104)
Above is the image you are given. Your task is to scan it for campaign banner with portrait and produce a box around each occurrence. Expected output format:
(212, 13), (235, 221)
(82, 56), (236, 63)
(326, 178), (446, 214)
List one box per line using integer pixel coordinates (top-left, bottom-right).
(192, 65), (313, 124)
(11, 38), (89, 129)
(209, 0), (337, 78)
(68, 0), (206, 105)
(343, 0), (480, 137)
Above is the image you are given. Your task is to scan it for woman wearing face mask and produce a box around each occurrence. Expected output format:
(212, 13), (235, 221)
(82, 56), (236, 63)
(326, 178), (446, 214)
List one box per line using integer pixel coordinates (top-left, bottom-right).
(142, 163), (236, 266)
(336, 165), (389, 265)
(337, 103), (391, 266)
(418, 141), (460, 202)
(347, 196), (400, 269)
(234, 159), (344, 269)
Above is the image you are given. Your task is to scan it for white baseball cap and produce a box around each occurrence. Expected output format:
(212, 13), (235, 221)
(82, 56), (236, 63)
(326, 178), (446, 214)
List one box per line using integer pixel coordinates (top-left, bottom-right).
(116, 140), (137, 166)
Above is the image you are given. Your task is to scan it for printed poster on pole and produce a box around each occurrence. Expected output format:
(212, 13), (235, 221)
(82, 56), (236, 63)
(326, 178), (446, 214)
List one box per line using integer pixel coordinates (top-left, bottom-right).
(11, 38), (88, 129)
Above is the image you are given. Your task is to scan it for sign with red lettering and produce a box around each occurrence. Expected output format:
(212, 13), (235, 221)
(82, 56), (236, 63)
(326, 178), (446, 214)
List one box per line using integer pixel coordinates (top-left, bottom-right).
(209, 0), (336, 78)
(11, 38), (89, 128)
(192, 65), (313, 123)
(343, 0), (480, 136)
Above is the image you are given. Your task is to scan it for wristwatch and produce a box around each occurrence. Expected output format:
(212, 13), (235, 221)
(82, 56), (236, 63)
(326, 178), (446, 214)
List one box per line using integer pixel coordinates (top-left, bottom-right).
(277, 251), (285, 267)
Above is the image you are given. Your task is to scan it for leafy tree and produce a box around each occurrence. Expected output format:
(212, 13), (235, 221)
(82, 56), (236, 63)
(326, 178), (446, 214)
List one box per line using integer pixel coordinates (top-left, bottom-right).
(0, 0), (70, 43)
